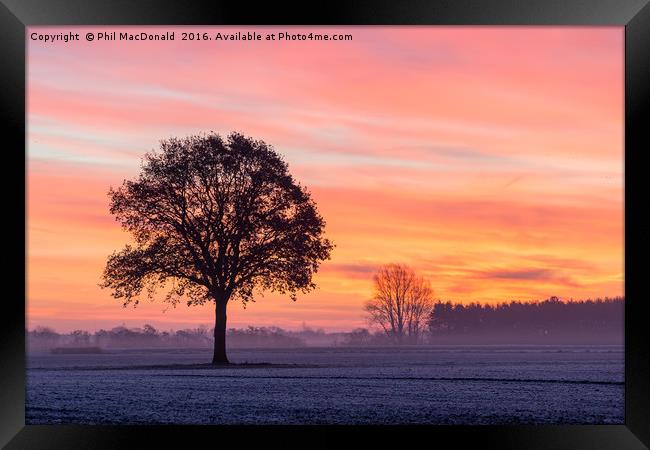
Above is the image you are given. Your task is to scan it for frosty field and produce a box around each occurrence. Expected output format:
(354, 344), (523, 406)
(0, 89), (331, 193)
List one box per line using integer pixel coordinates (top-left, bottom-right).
(26, 346), (624, 425)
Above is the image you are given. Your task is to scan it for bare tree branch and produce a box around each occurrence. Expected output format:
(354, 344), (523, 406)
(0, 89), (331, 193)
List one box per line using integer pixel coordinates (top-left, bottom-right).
(364, 264), (434, 344)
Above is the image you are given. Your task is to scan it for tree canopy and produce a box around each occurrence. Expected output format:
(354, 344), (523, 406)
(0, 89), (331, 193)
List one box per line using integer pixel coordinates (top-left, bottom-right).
(100, 131), (333, 363)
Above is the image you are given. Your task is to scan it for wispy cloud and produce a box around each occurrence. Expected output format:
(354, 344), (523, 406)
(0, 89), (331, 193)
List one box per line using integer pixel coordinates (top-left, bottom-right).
(26, 26), (623, 331)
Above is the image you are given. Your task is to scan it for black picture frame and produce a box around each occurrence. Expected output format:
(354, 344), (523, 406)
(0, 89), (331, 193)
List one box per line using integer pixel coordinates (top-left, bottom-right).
(2, 1), (648, 448)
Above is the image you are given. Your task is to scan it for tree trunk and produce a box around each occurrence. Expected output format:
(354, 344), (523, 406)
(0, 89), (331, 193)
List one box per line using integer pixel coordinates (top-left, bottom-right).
(212, 299), (229, 365)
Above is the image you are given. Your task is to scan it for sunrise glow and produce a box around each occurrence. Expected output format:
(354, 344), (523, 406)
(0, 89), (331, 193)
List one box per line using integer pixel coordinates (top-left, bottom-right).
(27, 26), (623, 332)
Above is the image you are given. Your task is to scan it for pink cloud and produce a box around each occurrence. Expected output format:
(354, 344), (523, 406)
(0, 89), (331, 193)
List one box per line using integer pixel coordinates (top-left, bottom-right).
(26, 27), (623, 332)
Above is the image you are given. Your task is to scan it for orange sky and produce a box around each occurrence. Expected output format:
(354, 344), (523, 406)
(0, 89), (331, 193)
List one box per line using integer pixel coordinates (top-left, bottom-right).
(27, 26), (623, 332)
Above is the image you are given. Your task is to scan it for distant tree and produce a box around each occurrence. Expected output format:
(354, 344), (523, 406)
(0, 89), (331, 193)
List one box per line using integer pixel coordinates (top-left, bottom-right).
(100, 132), (333, 364)
(32, 326), (58, 340)
(28, 326), (61, 350)
(70, 329), (91, 346)
(226, 326), (305, 348)
(342, 328), (373, 346)
(143, 324), (158, 336)
(364, 264), (434, 344)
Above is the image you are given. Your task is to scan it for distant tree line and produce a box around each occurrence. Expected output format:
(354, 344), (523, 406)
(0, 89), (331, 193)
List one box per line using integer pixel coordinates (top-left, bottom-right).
(27, 325), (306, 351)
(354, 296), (624, 345)
(28, 297), (624, 350)
(427, 296), (623, 337)
(226, 327), (305, 347)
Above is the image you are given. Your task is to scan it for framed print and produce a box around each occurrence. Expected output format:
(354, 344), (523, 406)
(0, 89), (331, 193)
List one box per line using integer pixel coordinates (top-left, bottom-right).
(1, 0), (649, 448)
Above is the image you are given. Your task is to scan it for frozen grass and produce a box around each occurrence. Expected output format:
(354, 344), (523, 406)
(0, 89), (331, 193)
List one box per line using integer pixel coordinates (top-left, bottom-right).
(26, 345), (624, 425)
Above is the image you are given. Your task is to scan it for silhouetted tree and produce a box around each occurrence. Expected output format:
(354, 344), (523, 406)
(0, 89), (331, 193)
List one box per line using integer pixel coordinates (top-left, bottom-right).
(342, 328), (373, 346)
(70, 329), (91, 346)
(100, 132), (333, 364)
(364, 264), (434, 344)
(143, 324), (158, 336)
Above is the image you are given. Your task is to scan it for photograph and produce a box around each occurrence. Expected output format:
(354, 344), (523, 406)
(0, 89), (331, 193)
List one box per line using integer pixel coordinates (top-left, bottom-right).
(23, 25), (627, 426)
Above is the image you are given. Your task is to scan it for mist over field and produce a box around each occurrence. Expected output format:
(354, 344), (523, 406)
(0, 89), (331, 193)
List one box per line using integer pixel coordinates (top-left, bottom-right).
(28, 297), (624, 352)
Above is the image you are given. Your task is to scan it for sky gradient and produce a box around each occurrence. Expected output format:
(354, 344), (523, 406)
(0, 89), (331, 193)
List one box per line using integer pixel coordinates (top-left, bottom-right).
(27, 26), (624, 333)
